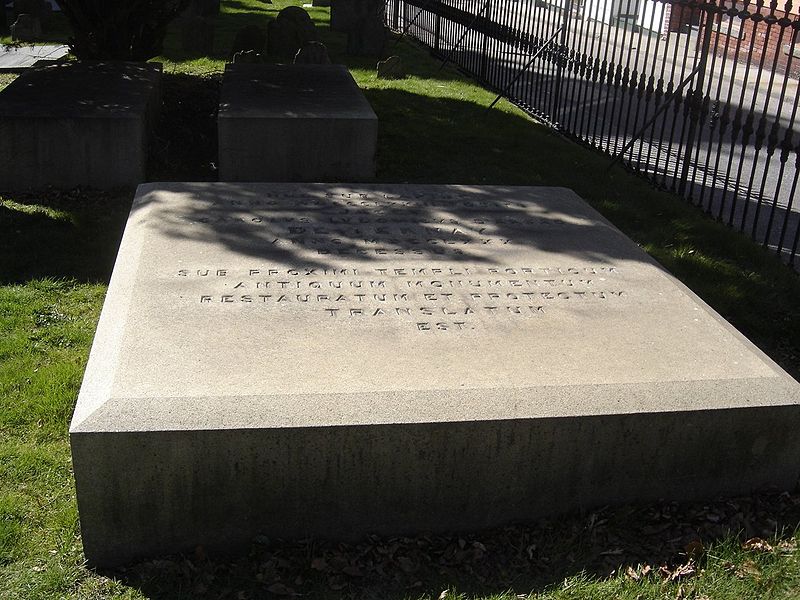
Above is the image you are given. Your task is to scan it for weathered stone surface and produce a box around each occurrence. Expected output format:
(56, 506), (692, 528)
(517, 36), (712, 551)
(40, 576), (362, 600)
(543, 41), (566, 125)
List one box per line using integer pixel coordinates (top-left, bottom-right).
(266, 6), (319, 59)
(293, 40), (331, 64)
(218, 63), (377, 182)
(376, 55), (404, 79)
(229, 24), (266, 59)
(0, 61), (161, 189)
(10, 13), (41, 41)
(71, 182), (800, 567)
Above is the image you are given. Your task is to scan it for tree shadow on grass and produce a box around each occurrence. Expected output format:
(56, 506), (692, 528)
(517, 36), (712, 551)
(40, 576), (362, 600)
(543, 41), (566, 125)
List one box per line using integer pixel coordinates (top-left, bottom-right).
(0, 188), (133, 285)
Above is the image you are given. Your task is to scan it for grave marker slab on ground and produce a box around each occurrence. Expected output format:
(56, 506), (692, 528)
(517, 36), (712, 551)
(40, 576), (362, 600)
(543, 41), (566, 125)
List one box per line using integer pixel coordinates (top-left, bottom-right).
(0, 61), (161, 189)
(0, 43), (68, 71)
(218, 63), (377, 182)
(70, 182), (800, 567)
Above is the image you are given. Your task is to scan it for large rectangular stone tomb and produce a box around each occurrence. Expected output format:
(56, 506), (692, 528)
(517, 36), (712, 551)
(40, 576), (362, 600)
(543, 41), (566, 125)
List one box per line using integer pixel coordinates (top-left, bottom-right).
(0, 61), (161, 190)
(70, 183), (800, 567)
(218, 64), (378, 182)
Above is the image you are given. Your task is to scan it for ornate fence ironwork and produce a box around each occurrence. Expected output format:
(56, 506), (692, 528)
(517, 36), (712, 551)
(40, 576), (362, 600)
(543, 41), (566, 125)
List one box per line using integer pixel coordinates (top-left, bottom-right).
(386, 0), (800, 266)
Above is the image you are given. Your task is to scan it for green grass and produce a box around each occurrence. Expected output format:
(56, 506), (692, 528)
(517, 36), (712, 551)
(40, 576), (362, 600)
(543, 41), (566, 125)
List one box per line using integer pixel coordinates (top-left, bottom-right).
(1, 1), (800, 598)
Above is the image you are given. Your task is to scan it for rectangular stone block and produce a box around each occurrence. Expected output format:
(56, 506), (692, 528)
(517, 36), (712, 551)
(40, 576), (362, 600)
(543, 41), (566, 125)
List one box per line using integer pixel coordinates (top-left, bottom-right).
(70, 183), (800, 567)
(218, 64), (377, 182)
(0, 61), (161, 190)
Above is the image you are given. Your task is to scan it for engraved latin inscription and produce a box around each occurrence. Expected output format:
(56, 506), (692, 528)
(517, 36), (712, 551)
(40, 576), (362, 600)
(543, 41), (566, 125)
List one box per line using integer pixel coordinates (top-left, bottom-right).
(180, 265), (626, 332)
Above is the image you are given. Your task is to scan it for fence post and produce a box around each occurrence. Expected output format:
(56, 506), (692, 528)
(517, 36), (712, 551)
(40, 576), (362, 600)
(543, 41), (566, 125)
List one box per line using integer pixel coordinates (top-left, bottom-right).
(434, 8), (441, 54)
(678, 4), (715, 197)
(553, 0), (574, 125)
(480, 0), (491, 82)
(393, 0), (400, 30)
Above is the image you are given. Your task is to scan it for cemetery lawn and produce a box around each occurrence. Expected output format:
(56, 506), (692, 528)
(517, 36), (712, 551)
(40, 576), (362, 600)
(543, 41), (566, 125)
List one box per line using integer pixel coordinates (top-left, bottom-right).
(2, 1), (800, 598)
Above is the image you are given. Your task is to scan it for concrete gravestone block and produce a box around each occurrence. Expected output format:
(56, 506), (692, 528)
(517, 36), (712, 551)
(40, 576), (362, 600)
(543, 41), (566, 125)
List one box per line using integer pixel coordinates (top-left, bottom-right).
(0, 61), (161, 190)
(71, 182), (800, 567)
(218, 63), (377, 182)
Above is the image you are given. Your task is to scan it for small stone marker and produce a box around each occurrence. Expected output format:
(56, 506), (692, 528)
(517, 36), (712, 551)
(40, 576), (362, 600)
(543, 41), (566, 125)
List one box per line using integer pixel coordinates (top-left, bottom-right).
(0, 61), (161, 189)
(218, 63), (377, 182)
(10, 13), (41, 41)
(293, 40), (331, 64)
(376, 55), (404, 79)
(232, 49), (263, 64)
(70, 182), (800, 567)
(266, 6), (319, 59)
(230, 24), (266, 59)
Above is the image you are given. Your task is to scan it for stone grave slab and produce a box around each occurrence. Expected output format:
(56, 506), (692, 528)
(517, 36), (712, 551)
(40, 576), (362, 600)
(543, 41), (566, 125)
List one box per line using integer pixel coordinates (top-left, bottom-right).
(0, 61), (161, 190)
(70, 183), (800, 567)
(218, 63), (377, 182)
(0, 44), (69, 71)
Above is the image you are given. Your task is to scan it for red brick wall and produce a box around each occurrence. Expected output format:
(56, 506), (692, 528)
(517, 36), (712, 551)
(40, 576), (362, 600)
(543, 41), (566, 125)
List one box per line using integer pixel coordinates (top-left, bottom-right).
(709, 5), (800, 79)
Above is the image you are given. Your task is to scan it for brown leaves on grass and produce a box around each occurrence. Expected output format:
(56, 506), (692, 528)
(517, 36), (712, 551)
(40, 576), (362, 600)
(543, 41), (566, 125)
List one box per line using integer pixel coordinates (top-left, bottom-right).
(118, 490), (800, 598)
(742, 537), (773, 553)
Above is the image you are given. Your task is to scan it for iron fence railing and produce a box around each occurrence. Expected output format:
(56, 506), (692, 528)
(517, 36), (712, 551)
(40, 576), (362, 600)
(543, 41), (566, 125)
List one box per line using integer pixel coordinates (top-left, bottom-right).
(386, 0), (800, 267)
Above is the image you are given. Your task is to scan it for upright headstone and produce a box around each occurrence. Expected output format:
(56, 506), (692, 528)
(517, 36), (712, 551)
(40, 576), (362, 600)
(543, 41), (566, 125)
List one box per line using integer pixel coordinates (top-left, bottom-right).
(0, 61), (162, 189)
(70, 182), (800, 567)
(14, 0), (48, 19)
(376, 55), (404, 79)
(293, 41), (331, 64)
(345, 0), (386, 56)
(232, 50), (263, 64)
(218, 63), (377, 182)
(266, 6), (319, 59)
(330, 0), (354, 32)
(10, 13), (41, 41)
(180, 15), (215, 55)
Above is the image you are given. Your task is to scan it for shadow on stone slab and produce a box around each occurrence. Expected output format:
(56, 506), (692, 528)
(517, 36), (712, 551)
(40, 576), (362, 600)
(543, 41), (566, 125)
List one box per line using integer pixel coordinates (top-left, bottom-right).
(107, 489), (800, 600)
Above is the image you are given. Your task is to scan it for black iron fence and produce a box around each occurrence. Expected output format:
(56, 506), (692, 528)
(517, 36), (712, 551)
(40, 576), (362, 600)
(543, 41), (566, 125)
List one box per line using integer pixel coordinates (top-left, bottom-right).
(386, 0), (800, 267)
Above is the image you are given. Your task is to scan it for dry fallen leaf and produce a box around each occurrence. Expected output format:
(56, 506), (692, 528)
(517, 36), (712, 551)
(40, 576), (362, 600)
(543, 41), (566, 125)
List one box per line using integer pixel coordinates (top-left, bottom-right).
(742, 537), (773, 553)
(266, 582), (295, 596)
(684, 539), (704, 560)
(310, 557), (327, 571)
(735, 559), (762, 580)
